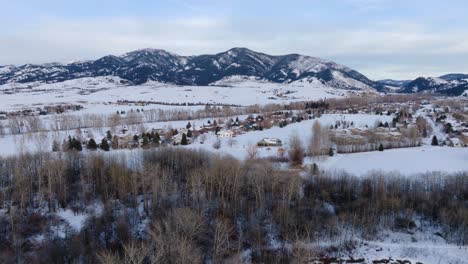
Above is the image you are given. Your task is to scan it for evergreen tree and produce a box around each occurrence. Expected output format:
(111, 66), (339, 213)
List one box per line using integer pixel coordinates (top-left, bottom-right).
(133, 134), (139, 141)
(106, 130), (112, 140)
(67, 136), (82, 151)
(52, 140), (60, 152)
(328, 147), (334, 157)
(445, 123), (453, 134)
(101, 138), (110, 151)
(87, 138), (98, 150)
(142, 136), (149, 148)
(311, 163), (319, 176)
(75, 139), (83, 151)
(431, 136), (439, 146)
(154, 132), (161, 145)
(379, 144), (384, 151)
(186, 122), (192, 129)
(67, 136), (73, 151)
(187, 129), (193, 138)
(181, 133), (188, 145)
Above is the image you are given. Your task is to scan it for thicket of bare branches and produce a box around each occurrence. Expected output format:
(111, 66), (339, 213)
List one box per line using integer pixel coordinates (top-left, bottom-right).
(0, 147), (466, 263)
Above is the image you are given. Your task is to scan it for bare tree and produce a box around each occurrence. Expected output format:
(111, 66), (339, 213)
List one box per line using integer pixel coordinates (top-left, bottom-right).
(246, 144), (258, 160)
(288, 133), (305, 166)
(212, 218), (234, 262)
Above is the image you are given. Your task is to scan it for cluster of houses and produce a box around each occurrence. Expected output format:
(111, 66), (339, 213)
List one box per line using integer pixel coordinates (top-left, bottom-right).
(72, 98), (466, 154)
(0, 104), (83, 119)
(429, 109), (468, 147)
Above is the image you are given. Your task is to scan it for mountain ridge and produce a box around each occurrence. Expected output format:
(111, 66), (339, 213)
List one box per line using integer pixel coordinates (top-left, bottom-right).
(378, 74), (468, 96)
(0, 47), (384, 92)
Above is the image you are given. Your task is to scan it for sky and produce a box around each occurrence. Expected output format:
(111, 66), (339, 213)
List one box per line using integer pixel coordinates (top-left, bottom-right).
(1, 0), (468, 80)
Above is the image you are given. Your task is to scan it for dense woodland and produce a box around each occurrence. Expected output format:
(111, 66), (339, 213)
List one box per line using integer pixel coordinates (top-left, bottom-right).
(0, 148), (466, 263)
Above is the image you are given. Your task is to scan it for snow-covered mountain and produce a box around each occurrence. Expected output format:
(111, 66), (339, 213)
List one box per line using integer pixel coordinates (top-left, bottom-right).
(377, 79), (411, 88)
(439, 73), (468, 81)
(0, 48), (384, 92)
(400, 76), (468, 96)
(377, 74), (468, 96)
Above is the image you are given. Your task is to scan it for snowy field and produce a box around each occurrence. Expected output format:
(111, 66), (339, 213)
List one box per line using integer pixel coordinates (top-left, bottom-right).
(302, 226), (468, 264)
(0, 76), (349, 112)
(314, 145), (468, 176)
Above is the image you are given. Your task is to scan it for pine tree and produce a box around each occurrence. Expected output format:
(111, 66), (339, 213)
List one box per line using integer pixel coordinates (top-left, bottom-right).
(74, 139), (82, 151)
(101, 138), (110, 151)
(328, 147), (334, 157)
(379, 144), (384, 151)
(181, 133), (188, 145)
(67, 136), (73, 151)
(431, 136), (438, 146)
(106, 131), (112, 140)
(311, 163), (319, 176)
(142, 136), (149, 148)
(186, 122), (192, 129)
(154, 132), (161, 145)
(87, 138), (97, 150)
(187, 129), (193, 138)
(52, 140), (60, 152)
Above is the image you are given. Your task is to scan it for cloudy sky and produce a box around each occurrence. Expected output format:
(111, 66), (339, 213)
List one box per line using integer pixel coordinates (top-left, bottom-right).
(1, 0), (467, 80)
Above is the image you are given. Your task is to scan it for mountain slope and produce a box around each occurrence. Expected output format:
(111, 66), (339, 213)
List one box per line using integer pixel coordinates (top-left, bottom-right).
(400, 76), (468, 96)
(0, 48), (384, 92)
(377, 79), (411, 88)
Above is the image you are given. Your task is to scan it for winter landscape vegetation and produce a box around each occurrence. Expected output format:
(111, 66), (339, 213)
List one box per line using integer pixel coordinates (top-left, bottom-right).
(1, 1), (468, 264)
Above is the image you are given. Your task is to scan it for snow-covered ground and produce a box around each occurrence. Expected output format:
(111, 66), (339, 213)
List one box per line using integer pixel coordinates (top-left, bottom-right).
(0, 76), (352, 112)
(298, 226), (468, 264)
(315, 145), (468, 176)
(184, 113), (390, 154)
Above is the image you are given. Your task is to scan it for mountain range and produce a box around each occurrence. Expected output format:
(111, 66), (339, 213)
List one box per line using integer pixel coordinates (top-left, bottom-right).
(378, 74), (468, 96)
(0, 48), (383, 91)
(0, 48), (466, 96)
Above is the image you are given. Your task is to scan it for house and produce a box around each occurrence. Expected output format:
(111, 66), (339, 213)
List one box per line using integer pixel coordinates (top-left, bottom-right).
(218, 130), (235, 138)
(115, 134), (138, 149)
(257, 138), (282, 147)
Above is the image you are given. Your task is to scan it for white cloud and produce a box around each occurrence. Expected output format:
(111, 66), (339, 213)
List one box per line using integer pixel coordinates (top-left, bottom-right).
(1, 16), (467, 79)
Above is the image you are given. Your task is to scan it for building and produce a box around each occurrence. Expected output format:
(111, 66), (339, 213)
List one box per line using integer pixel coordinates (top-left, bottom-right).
(218, 130), (235, 138)
(257, 138), (282, 147)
